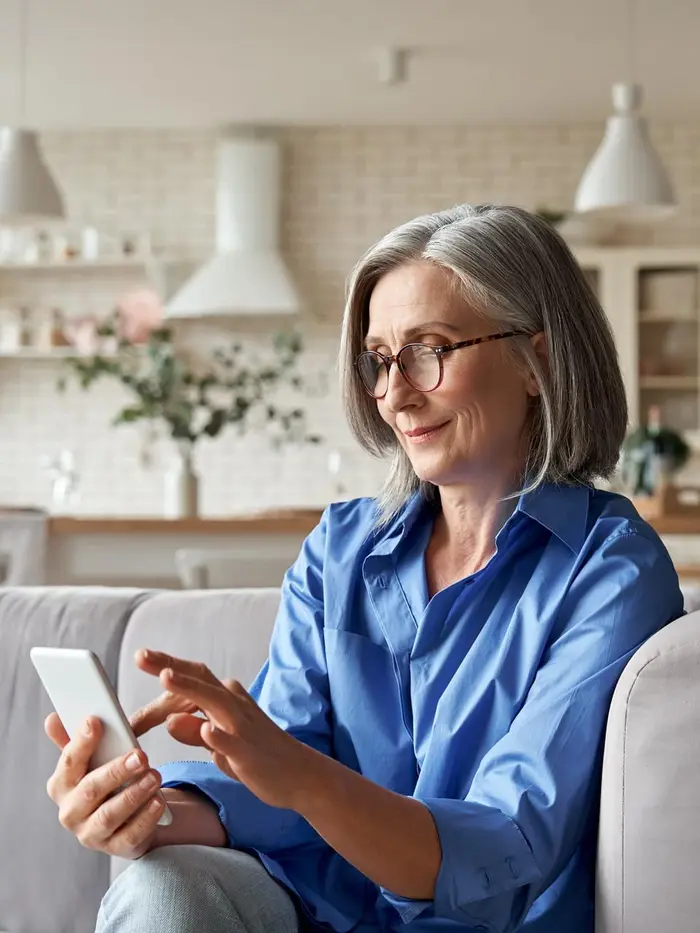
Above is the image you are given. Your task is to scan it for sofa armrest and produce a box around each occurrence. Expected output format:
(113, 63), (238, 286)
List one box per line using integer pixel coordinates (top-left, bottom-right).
(596, 609), (700, 933)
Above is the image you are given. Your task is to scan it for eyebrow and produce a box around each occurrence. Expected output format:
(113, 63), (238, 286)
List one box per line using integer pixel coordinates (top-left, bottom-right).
(364, 320), (463, 348)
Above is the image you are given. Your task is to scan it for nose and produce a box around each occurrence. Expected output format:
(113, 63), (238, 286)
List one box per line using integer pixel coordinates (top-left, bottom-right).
(382, 361), (421, 413)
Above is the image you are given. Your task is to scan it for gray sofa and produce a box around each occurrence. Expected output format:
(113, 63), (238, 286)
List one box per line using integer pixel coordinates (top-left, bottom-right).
(2, 585), (700, 933)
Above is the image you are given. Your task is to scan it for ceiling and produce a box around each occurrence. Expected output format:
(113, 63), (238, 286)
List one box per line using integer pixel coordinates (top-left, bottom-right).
(0, 0), (699, 128)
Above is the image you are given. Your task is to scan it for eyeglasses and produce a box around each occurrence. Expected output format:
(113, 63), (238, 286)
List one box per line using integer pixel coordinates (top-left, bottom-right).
(355, 331), (528, 399)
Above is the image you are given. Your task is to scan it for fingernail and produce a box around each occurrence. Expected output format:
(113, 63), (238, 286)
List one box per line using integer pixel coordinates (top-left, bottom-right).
(126, 752), (142, 771)
(141, 650), (150, 659)
(83, 719), (92, 737)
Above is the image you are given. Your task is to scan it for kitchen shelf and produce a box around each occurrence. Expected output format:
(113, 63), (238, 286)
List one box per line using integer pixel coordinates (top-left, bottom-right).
(639, 314), (699, 324)
(0, 256), (160, 272)
(0, 348), (117, 360)
(639, 376), (700, 390)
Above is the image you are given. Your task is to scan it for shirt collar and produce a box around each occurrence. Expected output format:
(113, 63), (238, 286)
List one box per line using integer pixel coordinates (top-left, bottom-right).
(516, 482), (591, 552)
(368, 490), (434, 558)
(369, 482), (591, 557)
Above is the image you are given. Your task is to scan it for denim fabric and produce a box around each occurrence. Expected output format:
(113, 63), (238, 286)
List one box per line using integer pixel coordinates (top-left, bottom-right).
(96, 845), (298, 933)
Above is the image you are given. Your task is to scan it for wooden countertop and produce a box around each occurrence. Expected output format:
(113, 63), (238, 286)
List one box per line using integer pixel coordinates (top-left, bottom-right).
(646, 516), (700, 535)
(48, 510), (324, 535)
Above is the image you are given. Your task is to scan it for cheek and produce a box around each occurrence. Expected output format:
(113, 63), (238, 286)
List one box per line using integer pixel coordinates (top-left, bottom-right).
(444, 358), (530, 429)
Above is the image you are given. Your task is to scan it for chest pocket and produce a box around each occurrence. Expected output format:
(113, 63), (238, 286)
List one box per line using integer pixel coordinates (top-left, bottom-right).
(323, 628), (417, 794)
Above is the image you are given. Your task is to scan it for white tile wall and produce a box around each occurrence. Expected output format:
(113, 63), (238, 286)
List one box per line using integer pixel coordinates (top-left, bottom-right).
(2, 122), (700, 516)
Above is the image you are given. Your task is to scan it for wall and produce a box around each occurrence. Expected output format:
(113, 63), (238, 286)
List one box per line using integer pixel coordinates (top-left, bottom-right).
(2, 122), (700, 516)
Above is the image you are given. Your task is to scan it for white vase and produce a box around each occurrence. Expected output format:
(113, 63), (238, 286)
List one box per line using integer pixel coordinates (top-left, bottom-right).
(164, 442), (199, 519)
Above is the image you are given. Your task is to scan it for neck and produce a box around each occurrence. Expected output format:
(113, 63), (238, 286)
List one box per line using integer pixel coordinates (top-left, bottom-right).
(432, 477), (520, 574)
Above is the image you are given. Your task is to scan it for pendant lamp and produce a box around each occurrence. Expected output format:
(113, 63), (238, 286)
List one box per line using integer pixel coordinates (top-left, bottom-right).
(0, 0), (65, 223)
(574, 0), (675, 221)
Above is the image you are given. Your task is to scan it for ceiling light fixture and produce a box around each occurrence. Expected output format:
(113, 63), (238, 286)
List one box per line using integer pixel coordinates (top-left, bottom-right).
(574, 0), (675, 221)
(0, 0), (65, 223)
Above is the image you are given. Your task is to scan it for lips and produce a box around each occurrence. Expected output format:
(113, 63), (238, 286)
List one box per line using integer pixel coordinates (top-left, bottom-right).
(403, 421), (449, 440)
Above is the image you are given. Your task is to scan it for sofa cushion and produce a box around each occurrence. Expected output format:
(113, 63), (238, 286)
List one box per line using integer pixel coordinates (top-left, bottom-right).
(1, 586), (152, 933)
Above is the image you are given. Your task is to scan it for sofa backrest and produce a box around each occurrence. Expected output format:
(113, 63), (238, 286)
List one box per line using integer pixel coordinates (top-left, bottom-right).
(1, 586), (281, 933)
(118, 587), (280, 767)
(0, 587), (152, 933)
(596, 607), (700, 933)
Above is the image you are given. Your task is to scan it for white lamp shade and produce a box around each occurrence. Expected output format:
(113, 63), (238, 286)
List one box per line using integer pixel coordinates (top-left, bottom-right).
(574, 84), (675, 221)
(0, 127), (65, 223)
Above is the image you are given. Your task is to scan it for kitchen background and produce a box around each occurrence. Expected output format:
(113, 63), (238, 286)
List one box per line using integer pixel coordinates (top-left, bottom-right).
(4, 122), (700, 516)
(2, 0), (700, 587)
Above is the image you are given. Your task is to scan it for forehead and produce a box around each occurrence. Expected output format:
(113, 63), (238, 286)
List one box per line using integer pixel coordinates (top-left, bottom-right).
(367, 261), (477, 333)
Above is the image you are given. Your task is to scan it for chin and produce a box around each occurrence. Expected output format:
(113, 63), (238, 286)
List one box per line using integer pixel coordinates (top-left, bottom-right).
(405, 450), (455, 487)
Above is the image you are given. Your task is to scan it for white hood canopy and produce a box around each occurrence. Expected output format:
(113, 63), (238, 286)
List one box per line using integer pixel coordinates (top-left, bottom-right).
(166, 134), (299, 318)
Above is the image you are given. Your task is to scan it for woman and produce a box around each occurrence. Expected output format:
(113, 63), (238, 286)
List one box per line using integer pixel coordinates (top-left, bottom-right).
(44, 204), (683, 933)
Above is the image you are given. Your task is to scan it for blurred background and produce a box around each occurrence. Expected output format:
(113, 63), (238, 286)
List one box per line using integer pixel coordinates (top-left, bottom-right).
(1, 0), (700, 586)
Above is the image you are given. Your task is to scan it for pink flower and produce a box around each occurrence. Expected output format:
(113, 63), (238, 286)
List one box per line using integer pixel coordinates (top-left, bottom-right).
(117, 288), (164, 344)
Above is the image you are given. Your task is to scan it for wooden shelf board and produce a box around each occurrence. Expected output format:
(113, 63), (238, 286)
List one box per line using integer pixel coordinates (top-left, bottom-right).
(48, 512), (324, 536)
(639, 315), (699, 324)
(0, 257), (156, 272)
(639, 376), (700, 390)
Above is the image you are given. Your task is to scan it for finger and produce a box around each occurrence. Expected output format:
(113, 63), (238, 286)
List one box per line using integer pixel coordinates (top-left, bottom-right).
(45, 712), (70, 749)
(160, 668), (235, 728)
(200, 723), (240, 781)
(59, 747), (150, 830)
(104, 792), (166, 858)
(222, 678), (249, 699)
(136, 649), (219, 685)
(210, 749), (238, 781)
(166, 712), (210, 747)
(47, 717), (102, 801)
(129, 690), (199, 738)
(77, 769), (163, 850)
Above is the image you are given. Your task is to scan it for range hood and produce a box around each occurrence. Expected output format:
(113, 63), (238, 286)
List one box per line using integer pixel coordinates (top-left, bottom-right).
(166, 135), (299, 318)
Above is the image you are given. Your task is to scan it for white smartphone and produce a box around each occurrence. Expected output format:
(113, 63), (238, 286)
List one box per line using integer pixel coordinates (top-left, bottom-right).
(30, 646), (172, 826)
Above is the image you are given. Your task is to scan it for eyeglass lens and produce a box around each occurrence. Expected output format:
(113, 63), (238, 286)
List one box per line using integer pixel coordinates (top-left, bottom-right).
(358, 344), (441, 397)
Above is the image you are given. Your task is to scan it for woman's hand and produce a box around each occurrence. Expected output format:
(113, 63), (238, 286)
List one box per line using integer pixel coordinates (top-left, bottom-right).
(44, 713), (165, 859)
(135, 649), (318, 811)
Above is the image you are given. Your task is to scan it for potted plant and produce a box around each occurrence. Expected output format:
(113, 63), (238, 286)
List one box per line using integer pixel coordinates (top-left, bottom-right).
(58, 312), (321, 517)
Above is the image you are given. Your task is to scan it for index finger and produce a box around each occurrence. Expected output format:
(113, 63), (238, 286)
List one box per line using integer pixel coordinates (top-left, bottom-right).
(135, 649), (219, 685)
(129, 690), (198, 738)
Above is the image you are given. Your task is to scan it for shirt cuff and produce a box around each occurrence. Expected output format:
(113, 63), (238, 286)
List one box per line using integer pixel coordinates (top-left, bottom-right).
(159, 760), (237, 846)
(381, 797), (542, 930)
(158, 759), (316, 853)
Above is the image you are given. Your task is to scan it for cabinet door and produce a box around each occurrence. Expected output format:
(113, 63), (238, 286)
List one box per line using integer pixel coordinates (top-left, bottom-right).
(576, 251), (638, 426)
(635, 261), (700, 438)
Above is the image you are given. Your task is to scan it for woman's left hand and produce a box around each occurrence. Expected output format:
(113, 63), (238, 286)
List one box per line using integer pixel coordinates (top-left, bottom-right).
(135, 649), (316, 811)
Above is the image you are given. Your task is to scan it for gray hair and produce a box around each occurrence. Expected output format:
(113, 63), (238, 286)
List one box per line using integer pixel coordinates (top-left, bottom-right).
(338, 203), (627, 524)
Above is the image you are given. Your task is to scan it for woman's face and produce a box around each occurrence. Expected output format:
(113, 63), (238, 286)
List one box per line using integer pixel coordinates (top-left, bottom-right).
(365, 261), (541, 490)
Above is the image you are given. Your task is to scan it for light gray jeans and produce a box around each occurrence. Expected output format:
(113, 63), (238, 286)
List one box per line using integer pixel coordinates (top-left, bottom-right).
(96, 845), (299, 933)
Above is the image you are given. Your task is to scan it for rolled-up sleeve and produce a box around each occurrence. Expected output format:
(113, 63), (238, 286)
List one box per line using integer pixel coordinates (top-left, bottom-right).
(381, 527), (683, 931)
(160, 508), (333, 854)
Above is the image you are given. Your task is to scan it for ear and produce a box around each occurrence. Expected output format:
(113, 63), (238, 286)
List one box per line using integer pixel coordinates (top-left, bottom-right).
(525, 332), (548, 397)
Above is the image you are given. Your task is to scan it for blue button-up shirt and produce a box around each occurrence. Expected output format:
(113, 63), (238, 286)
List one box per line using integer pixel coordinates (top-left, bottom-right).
(159, 483), (683, 933)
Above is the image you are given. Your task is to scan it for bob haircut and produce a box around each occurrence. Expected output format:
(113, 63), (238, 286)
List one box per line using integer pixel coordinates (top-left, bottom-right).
(338, 203), (628, 524)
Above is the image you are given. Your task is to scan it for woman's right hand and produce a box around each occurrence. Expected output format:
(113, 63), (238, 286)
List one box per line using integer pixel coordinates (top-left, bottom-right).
(45, 713), (166, 860)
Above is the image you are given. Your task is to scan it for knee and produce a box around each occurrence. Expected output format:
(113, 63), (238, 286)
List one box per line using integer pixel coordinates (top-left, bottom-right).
(96, 846), (213, 932)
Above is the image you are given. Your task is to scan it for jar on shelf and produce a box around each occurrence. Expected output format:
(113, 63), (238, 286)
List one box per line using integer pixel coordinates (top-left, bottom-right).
(18, 307), (34, 347)
(0, 306), (21, 351)
(34, 308), (54, 351)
